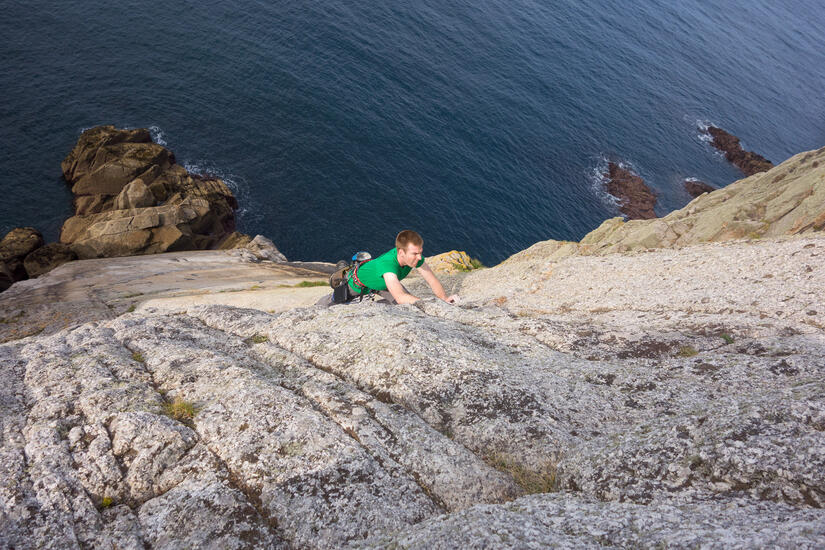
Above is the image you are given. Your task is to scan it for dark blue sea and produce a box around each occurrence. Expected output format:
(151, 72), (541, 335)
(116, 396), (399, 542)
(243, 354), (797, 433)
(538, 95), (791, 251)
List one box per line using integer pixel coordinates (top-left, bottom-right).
(2, 0), (824, 264)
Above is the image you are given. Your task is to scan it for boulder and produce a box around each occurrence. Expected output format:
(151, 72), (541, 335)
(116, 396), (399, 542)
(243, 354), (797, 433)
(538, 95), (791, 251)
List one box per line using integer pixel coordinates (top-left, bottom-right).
(245, 235), (287, 262)
(0, 227), (44, 261)
(0, 227), (44, 288)
(604, 162), (657, 219)
(22, 242), (77, 277)
(113, 179), (156, 210)
(684, 179), (715, 198)
(706, 126), (774, 176)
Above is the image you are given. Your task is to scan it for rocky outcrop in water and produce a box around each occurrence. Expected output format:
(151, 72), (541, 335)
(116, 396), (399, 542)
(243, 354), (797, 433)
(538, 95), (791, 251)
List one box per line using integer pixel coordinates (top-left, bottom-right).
(684, 178), (715, 198)
(59, 126), (245, 259)
(706, 126), (774, 176)
(604, 162), (657, 219)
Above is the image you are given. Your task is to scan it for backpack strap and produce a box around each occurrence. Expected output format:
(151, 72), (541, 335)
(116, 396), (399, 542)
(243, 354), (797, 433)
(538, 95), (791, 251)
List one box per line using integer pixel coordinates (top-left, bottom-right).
(349, 258), (374, 293)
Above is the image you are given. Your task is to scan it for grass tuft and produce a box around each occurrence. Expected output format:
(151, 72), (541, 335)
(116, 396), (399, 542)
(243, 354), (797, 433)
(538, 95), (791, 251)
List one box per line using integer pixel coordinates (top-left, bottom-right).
(100, 496), (113, 509)
(487, 452), (558, 494)
(676, 345), (699, 358)
(452, 257), (485, 272)
(131, 351), (145, 363)
(248, 334), (269, 344)
(162, 397), (197, 425)
(294, 280), (328, 287)
(720, 333), (734, 344)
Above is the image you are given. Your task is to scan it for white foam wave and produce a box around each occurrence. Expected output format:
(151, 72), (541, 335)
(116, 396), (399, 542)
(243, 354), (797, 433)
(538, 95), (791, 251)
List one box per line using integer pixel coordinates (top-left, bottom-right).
(688, 117), (719, 145)
(149, 125), (168, 146)
(76, 124), (169, 147)
(585, 153), (621, 208)
(183, 161), (240, 191)
(182, 160), (259, 226)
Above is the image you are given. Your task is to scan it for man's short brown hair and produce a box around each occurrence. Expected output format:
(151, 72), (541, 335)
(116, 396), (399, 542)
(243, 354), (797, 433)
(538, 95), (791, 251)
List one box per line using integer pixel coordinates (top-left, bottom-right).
(396, 230), (423, 250)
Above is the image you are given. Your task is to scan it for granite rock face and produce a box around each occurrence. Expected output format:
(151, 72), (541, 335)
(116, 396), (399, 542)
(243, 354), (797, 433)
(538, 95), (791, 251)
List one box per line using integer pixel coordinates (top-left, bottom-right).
(355, 493), (825, 549)
(3, 232), (825, 547)
(2, 146), (825, 548)
(59, 126), (244, 259)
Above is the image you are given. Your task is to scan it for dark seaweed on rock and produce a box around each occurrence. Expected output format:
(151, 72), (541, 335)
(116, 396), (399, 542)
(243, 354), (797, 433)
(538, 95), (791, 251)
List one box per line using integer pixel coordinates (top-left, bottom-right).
(604, 162), (658, 220)
(707, 126), (774, 176)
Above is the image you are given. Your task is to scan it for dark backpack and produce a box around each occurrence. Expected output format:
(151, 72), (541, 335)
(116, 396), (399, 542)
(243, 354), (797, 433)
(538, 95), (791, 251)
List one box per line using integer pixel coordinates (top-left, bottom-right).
(329, 252), (372, 304)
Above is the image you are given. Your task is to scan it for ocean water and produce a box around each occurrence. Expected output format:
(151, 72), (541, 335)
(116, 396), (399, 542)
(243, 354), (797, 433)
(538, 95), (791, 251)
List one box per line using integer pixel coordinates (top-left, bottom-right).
(2, 0), (824, 264)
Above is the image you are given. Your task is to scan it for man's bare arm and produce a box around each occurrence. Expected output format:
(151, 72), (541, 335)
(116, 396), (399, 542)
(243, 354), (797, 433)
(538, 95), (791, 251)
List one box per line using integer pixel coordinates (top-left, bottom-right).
(417, 262), (458, 303)
(383, 273), (420, 304)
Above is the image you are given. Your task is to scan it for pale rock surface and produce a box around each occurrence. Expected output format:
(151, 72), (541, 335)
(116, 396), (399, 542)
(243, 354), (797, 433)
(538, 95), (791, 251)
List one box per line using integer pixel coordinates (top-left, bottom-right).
(245, 234), (288, 262)
(0, 250), (332, 342)
(354, 493), (825, 549)
(113, 178), (156, 210)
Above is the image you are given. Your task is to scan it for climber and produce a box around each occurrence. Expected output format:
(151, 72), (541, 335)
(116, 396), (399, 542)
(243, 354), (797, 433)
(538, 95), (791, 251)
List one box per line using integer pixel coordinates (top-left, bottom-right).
(318, 230), (459, 306)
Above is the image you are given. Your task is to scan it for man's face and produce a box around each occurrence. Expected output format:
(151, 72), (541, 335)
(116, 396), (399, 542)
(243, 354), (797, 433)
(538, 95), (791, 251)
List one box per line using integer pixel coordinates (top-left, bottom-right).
(398, 244), (423, 267)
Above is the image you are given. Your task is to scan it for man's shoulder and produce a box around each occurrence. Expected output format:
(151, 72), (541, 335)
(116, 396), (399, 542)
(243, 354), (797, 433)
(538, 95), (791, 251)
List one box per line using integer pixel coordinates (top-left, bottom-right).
(371, 248), (399, 269)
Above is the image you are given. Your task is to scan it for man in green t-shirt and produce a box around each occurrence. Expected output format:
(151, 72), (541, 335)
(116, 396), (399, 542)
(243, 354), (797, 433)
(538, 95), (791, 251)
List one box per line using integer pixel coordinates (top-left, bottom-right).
(320, 230), (458, 306)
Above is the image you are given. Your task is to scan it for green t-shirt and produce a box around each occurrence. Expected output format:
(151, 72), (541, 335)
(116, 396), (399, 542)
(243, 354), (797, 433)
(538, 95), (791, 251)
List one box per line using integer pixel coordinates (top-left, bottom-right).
(348, 247), (425, 293)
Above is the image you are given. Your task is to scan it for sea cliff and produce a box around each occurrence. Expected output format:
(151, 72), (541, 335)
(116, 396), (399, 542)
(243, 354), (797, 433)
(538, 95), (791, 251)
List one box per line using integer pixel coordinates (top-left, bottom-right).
(1, 145), (824, 548)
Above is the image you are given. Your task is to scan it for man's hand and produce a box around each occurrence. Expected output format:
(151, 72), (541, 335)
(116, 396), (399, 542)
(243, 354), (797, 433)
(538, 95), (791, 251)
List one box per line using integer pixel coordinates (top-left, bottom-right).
(418, 263), (458, 305)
